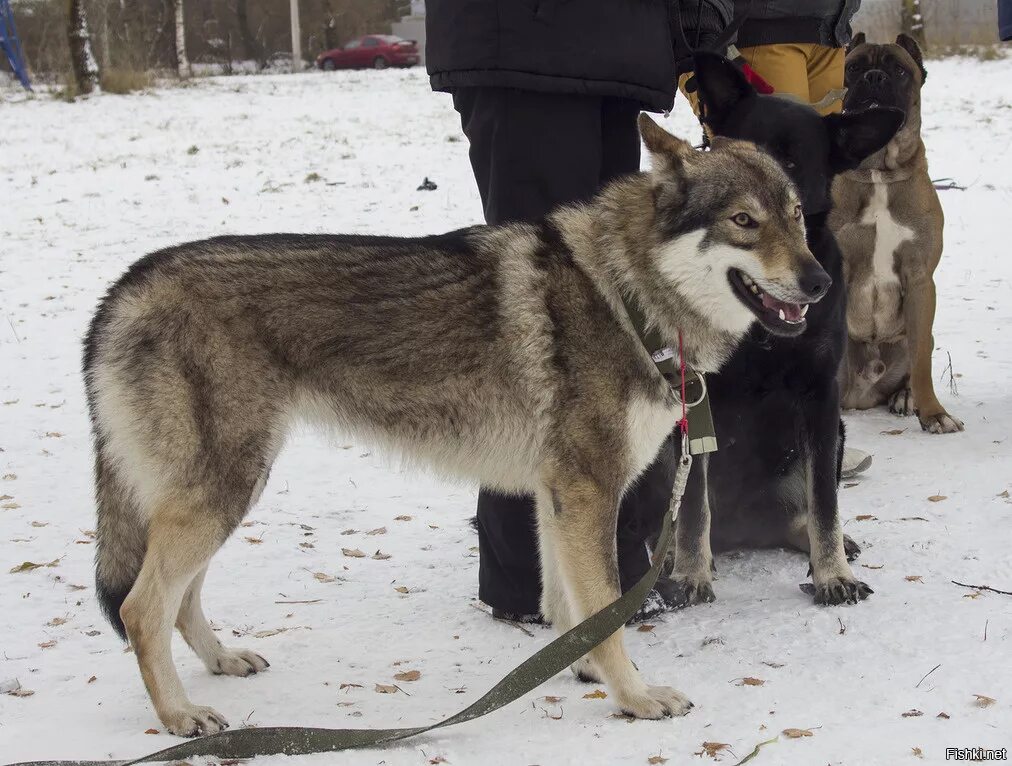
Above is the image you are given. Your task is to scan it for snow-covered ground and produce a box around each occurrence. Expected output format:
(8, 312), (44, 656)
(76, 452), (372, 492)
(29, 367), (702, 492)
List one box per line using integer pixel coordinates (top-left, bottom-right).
(1, 60), (1010, 766)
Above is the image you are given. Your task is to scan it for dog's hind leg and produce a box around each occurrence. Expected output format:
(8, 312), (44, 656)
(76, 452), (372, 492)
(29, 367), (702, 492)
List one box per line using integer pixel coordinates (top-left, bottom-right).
(176, 566), (270, 678)
(120, 501), (232, 737)
(540, 476), (691, 719)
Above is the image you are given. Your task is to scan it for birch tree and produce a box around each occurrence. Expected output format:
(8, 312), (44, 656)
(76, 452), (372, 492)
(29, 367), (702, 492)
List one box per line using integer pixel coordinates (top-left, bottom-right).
(174, 0), (191, 78)
(901, 0), (927, 48)
(67, 0), (100, 94)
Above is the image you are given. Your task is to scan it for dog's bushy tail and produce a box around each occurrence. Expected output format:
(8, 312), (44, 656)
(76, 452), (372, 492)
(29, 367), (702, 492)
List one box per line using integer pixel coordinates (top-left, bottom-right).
(93, 445), (148, 640)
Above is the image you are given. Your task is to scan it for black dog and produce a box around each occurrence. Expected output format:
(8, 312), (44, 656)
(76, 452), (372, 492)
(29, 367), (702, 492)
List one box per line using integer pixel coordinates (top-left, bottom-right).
(661, 53), (903, 606)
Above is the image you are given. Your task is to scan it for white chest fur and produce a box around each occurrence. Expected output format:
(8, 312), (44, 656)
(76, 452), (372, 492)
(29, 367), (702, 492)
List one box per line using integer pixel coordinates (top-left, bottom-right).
(860, 175), (915, 286)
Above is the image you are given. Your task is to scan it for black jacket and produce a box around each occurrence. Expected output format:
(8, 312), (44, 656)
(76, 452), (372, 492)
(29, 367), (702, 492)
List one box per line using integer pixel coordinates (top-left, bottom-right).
(737, 0), (861, 48)
(426, 0), (684, 113)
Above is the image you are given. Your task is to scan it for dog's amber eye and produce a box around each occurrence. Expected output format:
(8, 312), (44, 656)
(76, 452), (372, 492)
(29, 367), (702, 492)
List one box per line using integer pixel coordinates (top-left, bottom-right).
(793, 204), (803, 220)
(732, 212), (756, 228)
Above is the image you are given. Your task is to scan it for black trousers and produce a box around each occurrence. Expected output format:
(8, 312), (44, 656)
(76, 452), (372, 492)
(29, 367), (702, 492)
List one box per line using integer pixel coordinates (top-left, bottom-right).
(452, 87), (677, 615)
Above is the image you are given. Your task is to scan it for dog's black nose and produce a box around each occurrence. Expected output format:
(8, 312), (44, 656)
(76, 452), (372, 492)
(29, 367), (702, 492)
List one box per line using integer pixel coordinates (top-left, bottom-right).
(862, 69), (888, 87)
(800, 267), (832, 299)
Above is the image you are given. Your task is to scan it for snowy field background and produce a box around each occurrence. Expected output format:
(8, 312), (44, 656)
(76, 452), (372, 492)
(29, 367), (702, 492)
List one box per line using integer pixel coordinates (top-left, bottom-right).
(1, 59), (1010, 765)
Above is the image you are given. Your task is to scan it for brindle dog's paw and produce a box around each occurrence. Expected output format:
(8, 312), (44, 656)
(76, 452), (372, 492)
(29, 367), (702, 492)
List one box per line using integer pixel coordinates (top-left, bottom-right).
(616, 686), (693, 719)
(843, 534), (862, 561)
(919, 411), (964, 434)
(162, 704), (229, 737)
(812, 577), (873, 606)
(888, 388), (915, 416)
(656, 575), (716, 609)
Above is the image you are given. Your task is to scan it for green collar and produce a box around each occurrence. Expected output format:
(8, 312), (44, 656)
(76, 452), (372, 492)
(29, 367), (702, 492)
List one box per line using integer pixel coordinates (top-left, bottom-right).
(620, 293), (718, 455)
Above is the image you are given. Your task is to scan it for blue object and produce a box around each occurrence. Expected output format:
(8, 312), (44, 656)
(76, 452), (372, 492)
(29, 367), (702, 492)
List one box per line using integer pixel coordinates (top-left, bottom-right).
(1, 0), (32, 90)
(1000, 0), (1012, 41)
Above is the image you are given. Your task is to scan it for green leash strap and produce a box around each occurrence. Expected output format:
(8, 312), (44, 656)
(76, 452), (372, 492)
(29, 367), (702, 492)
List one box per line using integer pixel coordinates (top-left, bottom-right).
(7, 452), (693, 766)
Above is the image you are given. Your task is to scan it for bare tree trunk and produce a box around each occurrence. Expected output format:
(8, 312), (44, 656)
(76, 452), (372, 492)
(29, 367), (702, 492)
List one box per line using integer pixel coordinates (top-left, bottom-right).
(67, 0), (100, 94)
(900, 0), (926, 48)
(232, 0), (262, 64)
(174, 0), (191, 78)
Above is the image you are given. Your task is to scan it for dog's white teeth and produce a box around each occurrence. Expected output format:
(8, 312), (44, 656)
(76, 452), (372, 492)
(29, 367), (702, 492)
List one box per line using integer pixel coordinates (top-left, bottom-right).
(778, 309), (786, 321)
(801, 304), (809, 317)
(751, 284), (760, 295)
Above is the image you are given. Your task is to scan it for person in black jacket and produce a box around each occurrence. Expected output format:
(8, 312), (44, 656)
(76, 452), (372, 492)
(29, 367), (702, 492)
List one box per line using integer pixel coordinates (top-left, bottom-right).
(425, 0), (729, 623)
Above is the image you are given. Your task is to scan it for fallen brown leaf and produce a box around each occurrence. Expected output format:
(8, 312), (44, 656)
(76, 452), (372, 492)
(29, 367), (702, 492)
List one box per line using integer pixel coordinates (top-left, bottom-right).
(782, 728), (814, 739)
(374, 683), (398, 694)
(38, 640), (56, 649)
(313, 572), (337, 583)
(340, 529), (357, 535)
(928, 495), (947, 503)
(244, 537), (263, 545)
(912, 746), (923, 758)
(647, 755), (668, 765)
(47, 616), (68, 626)
(905, 575), (923, 583)
(339, 683), (362, 690)
(30, 521), (47, 527)
(695, 742), (730, 759)
(428, 757), (448, 765)
(880, 428), (905, 435)
(393, 585), (409, 594)
(87, 675), (97, 684)
(394, 515), (413, 521)
(372, 551), (391, 560)
(738, 677), (765, 686)
(862, 564), (884, 570)
(367, 527), (387, 536)
(583, 689), (607, 699)
(342, 548), (366, 558)
(973, 694), (996, 708)
(394, 670), (420, 682)
(9, 558), (60, 573)
(936, 712), (950, 719)
(1, 502), (20, 510)
(144, 728), (159, 735)
(637, 623), (655, 632)
(855, 514), (877, 521)
(902, 709), (923, 717)
(899, 516), (929, 521)
(997, 490), (1009, 499)
(542, 695), (563, 704)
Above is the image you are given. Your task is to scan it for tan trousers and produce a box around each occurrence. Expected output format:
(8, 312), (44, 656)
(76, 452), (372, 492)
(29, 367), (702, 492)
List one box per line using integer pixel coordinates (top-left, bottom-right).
(680, 43), (845, 118)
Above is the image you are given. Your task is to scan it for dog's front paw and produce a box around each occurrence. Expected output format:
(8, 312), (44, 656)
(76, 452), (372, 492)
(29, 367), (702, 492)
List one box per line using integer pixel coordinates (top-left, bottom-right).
(161, 704), (229, 737)
(918, 411), (964, 434)
(813, 576), (873, 606)
(616, 686), (693, 719)
(888, 388), (915, 416)
(656, 574), (715, 609)
(212, 648), (270, 677)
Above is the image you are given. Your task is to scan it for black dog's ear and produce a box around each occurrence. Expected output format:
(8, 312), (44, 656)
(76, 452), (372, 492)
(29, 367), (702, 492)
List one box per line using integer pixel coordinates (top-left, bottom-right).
(895, 33), (928, 82)
(692, 51), (756, 132)
(825, 107), (906, 173)
(847, 31), (866, 53)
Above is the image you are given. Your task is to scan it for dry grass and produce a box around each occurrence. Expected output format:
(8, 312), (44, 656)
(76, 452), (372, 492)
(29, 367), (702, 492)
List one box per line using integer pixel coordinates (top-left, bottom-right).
(100, 68), (153, 94)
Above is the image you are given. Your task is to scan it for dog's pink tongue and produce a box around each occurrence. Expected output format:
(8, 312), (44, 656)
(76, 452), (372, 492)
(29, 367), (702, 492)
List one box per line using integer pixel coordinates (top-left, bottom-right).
(761, 293), (804, 321)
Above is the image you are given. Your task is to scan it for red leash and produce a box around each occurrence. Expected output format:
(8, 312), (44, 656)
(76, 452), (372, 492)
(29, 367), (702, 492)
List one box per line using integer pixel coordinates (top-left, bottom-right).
(677, 329), (689, 436)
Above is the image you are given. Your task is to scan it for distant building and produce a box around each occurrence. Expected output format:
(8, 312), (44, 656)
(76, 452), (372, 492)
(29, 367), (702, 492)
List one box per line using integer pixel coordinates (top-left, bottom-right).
(392, 0), (425, 65)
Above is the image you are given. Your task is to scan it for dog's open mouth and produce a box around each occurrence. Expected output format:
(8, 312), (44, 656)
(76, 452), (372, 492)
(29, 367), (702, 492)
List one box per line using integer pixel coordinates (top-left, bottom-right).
(729, 269), (809, 337)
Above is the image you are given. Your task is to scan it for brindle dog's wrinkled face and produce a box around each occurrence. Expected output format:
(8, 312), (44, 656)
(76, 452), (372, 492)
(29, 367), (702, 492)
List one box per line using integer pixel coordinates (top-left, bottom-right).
(843, 33), (927, 116)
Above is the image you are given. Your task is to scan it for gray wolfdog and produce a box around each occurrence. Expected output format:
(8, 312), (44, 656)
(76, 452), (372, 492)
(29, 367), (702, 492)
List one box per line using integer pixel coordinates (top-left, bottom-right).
(85, 116), (827, 735)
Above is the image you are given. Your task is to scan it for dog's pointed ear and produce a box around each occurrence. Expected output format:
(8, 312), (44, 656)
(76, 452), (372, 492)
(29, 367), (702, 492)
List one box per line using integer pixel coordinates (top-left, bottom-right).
(847, 31), (866, 53)
(895, 33), (927, 82)
(692, 51), (755, 132)
(824, 107), (906, 172)
(638, 114), (694, 167)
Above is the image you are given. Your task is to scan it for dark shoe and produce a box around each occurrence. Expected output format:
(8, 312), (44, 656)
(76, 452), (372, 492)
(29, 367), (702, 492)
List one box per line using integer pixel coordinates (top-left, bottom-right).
(492, 608), (547, 625)
(627, 588), (675, 624)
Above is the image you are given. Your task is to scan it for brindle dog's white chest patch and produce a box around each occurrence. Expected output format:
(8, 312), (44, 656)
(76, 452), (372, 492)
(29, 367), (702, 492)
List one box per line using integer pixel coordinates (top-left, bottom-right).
(861, 176), (915, 286)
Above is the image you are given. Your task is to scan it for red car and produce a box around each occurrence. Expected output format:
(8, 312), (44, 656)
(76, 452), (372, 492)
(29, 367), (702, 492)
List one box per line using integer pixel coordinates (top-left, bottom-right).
(316, 35), (419, 71)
